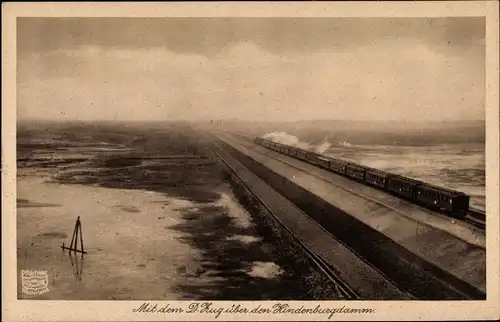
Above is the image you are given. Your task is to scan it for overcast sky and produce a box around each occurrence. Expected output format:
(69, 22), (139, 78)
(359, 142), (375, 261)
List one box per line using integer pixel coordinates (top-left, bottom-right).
(17, 17), (485, 122)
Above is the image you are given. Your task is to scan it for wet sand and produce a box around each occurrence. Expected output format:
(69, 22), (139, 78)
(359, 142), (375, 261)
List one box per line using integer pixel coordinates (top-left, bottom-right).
(18, 174), (199, 300)
(16, 122), (326, 300)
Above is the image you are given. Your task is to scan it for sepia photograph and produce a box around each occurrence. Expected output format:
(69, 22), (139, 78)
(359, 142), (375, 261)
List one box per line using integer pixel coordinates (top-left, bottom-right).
(2, 2), (499, 321)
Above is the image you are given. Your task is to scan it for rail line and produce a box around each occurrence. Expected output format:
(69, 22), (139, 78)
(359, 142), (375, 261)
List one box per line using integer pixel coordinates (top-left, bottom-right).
(227, 133), (486, 232)
(213, 137), (487, 300)
(468, 208), (486, 221)
(463, 212), (486, 230)
(213, 144), (360, 300)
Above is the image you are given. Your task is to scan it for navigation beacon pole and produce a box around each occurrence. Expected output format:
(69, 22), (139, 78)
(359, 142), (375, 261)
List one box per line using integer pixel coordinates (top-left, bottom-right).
(61, 216), (87, 254)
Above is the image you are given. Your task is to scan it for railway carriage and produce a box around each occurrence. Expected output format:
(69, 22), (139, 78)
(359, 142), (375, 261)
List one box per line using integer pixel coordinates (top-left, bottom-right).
(387, 175), (422, 199)
(302, 150), (316, 163)
(315, 155), (331, 169)
(345, 163), (367, 181)
(288, 147), (298, 157)
(329, 158), (348, 175)
(365, 168), (390, 189)
(296, 149), (308, 160)
(416, 184), (470, 216)
(305, 151), (316, 162)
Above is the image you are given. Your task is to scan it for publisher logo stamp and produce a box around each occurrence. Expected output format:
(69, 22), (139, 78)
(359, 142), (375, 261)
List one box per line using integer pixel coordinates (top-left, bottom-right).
(21, 269), (49, 296)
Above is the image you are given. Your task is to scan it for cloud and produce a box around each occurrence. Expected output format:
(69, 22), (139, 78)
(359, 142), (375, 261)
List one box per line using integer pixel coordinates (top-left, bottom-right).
(17, 39), (484, 122)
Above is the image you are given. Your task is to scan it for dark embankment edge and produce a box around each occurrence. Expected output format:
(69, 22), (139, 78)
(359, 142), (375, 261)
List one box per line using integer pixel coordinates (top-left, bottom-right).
(216, 138), (486, 300)
(210, 150), (351, 300)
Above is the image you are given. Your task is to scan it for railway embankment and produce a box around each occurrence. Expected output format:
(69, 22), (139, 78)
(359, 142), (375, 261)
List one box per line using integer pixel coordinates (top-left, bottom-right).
(212, 143), (409, 299)
(213, 133), (486, 300)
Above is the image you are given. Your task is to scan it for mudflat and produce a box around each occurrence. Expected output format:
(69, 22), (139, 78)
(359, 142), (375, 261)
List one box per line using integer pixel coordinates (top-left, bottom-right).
(17, 122), (328, 300)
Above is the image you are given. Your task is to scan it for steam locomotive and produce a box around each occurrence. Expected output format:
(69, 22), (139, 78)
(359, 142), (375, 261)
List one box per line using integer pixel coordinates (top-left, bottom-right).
(254, 137), (470, 218)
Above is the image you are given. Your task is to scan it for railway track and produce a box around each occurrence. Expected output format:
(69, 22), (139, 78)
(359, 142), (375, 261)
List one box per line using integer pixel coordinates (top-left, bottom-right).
(212, 136), (486, 300)
(213, 144), (360, 300)
(227, 133), (486, 231)
(469, 208), (486, 220)
(464, 209), (486, 230)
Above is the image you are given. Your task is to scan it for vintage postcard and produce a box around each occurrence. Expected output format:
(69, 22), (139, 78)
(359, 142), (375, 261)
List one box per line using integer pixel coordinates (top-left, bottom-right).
(2, 1), (499, 321)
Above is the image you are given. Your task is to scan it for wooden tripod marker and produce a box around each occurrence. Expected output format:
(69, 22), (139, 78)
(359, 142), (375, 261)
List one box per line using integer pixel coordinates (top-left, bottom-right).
(61, 216), (87, 254)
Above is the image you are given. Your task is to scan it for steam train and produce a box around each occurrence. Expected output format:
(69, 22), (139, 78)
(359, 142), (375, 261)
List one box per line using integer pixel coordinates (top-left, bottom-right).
(254, 137), (470, 218)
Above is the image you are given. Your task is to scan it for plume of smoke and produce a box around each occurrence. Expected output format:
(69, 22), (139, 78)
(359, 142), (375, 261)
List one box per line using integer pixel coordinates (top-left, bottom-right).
(338, 140), (353, 148)
(262, 132), (310, 150)
(315, 141), (332, 154)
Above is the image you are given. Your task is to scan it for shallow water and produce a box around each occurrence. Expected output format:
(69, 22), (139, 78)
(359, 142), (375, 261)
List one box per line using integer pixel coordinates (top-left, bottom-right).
(17, 171), (308, 300)
(16, 124), (324, 300)
(17, 174), (198, 300)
